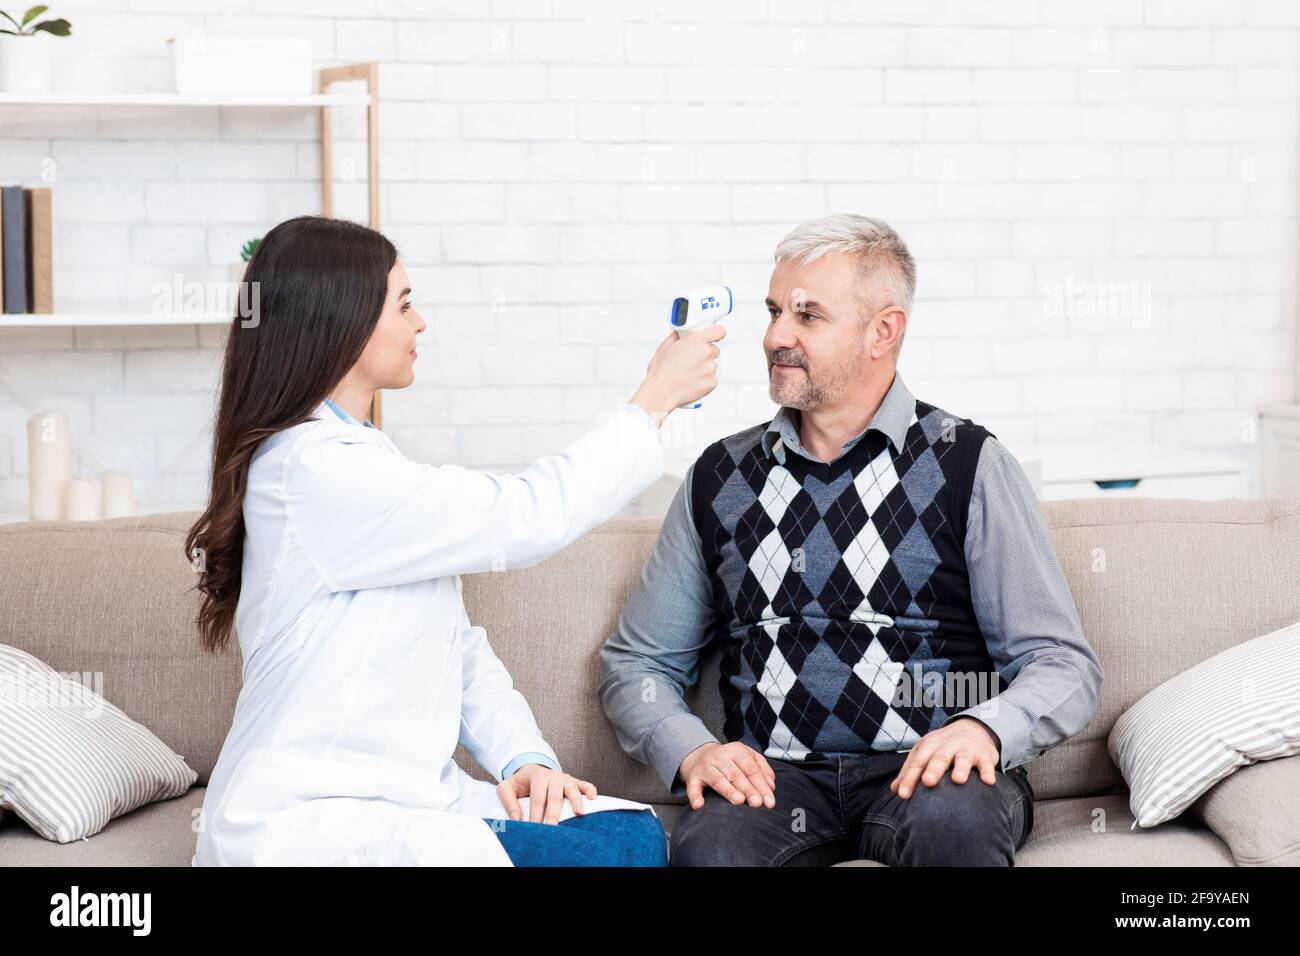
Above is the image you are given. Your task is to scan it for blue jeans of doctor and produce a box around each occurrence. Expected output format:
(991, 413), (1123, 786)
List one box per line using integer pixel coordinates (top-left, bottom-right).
(488, 808), (667, 866)
(669, 750), (1034, 867)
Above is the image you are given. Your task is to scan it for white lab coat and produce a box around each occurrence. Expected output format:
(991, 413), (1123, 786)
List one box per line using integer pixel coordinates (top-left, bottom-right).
(192, 399), (665, 866)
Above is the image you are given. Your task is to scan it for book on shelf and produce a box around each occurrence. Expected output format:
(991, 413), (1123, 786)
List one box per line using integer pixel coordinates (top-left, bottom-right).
(26, 188), (53, 314)
(0, 185), (54, 314)
(1, 186), (25, 313)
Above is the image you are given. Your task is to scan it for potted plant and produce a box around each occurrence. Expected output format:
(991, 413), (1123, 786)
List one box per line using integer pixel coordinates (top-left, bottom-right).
(228, 237), (261, 284)
(0, 6), (72, 94)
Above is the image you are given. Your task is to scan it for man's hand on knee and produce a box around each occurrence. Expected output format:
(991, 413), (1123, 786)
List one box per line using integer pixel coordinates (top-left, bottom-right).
(889, 717), (1001, 800)
(678, 741), (777, 811)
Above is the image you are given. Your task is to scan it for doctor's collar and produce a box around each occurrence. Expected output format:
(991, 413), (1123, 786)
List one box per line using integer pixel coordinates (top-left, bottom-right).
(322, 397), (376, 429)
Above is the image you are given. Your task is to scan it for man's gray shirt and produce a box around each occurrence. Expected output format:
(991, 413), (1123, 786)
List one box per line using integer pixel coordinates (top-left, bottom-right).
(598, 371), (1104, 794)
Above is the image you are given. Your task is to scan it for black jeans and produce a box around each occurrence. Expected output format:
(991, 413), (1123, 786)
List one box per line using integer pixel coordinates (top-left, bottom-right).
(670, 751), (1034, 867)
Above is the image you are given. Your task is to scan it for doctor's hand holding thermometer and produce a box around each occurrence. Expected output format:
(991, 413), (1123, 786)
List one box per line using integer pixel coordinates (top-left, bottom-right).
(666, 285), (732, 409)
(627, 297), (728, 427)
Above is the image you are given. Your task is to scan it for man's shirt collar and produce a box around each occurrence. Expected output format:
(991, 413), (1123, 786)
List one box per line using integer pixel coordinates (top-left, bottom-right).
(760, 371), (914, 465)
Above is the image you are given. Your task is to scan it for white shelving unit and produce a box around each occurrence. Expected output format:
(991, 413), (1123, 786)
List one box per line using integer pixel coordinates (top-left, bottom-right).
(1, 66), (388, 524)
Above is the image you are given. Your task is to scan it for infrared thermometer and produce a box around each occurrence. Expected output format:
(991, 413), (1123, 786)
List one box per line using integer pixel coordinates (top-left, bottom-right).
(670, 285), (732, 408)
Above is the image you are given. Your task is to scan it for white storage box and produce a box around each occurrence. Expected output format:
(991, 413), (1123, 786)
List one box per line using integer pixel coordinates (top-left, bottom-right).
(1015, 442), (1246, 501)
(170, 33), (312, 96)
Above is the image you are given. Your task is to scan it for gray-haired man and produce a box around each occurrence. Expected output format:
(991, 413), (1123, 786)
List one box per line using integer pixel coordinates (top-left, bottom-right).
(599, 213), (1103, 866)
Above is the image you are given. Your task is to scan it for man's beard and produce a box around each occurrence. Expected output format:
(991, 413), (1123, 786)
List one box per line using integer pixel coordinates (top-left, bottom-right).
(768, 342), (866, 411)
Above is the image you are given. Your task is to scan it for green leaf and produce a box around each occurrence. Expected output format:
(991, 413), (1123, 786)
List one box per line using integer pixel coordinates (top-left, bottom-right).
(31, 17), (69, 36)
(0, 11), (24, 31)
(20, 5), (47, 27)
(0, 29), (19, 36)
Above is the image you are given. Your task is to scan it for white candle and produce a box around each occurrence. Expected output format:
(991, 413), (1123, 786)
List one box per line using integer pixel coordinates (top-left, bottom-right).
(102, 471), (134, 518)
(27, 409), (72, 521)
(65, 478), (102, 521)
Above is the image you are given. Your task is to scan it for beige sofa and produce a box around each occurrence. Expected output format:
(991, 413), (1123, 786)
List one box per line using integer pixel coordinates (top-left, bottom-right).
(2, 496), (1298, 866)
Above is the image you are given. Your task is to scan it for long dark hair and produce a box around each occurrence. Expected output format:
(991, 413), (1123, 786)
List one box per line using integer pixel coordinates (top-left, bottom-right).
(185, 215), (398, 653)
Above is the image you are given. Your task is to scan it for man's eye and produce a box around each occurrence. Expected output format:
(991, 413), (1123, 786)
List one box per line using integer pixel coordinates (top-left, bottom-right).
(802, 313), (818, 322)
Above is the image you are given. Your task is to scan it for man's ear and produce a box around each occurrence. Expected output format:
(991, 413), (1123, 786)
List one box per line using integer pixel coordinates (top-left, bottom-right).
(869, 305), (907, 358)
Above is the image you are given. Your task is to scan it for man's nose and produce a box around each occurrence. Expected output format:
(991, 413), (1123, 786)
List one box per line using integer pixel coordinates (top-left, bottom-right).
(764, 312), (798, 351)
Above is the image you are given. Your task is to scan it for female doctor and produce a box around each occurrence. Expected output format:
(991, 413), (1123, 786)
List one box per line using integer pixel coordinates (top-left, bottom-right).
(186, 215), (724, 866)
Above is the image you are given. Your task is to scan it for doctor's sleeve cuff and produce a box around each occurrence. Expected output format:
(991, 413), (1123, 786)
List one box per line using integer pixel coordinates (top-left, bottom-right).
(500, 751), (561, 781)
(645, 712), (721, 796)
(620, 401), (659, 433)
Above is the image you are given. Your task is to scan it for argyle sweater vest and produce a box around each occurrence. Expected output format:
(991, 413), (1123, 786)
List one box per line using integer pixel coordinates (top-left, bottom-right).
(690, 399), (1006, 762)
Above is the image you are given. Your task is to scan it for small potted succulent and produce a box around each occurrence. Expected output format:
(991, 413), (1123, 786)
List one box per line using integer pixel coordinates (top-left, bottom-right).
(0, 6), (72, 94)
(229, 237), (262, 284)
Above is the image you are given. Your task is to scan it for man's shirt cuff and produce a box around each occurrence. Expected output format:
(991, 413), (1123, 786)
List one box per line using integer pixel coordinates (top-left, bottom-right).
(942, 700), (1035, 772)
(645, 712), (721, 795)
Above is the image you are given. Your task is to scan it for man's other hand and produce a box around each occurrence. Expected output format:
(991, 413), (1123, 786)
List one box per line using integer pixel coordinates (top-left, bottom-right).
(890, 716), (1002, 800)
(678, 741), (777, 811)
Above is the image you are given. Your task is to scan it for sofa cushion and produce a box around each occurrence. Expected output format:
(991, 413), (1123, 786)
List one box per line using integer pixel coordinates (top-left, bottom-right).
(0, 513), (242, 786)
(1189, 754), (1300, 866)
(0, 786), (203, 866)
(0, 643), (198, 842)
(1109, 619), (1300, 828)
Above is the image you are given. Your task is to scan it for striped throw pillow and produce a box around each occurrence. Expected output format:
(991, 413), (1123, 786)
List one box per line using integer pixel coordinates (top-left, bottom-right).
(0, 644), (198, 843)
(1108, 619), (1300, 829)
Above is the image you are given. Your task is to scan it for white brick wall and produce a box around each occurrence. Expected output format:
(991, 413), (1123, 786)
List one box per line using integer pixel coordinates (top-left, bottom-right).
(0, 0), (1297, 515)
